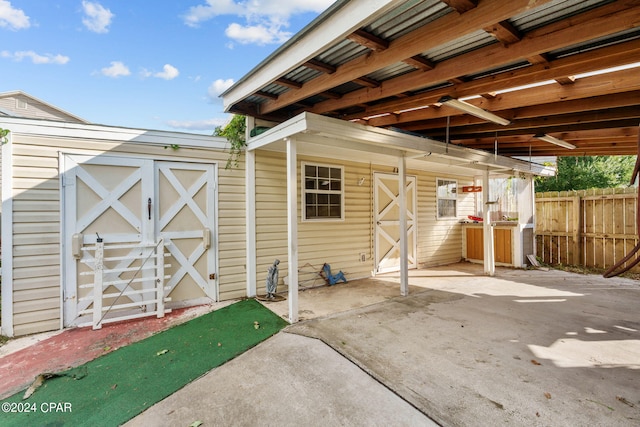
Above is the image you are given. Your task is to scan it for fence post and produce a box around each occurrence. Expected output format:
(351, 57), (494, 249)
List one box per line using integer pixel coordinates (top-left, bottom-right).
(93, 239), (104, 330)
(572, 195), (582, 266)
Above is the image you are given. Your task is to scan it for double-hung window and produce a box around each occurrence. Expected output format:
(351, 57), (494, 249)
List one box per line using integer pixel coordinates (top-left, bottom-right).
(303, 163), (344, 221)
(437, 178), (457, 219)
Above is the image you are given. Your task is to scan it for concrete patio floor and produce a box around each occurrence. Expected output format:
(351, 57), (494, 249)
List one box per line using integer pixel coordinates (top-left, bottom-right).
(131, 262), (640, 426)
(3, 262), (639, 426)
(282, 263), (640, 426)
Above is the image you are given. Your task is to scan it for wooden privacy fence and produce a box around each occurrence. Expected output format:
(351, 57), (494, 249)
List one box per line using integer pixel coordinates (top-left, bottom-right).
(535, 188), (639, 272)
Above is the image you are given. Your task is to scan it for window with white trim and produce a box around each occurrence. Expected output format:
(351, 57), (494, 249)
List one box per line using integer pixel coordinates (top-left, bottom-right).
(303, 163), (344, 221)
(437, 178), (457, 219)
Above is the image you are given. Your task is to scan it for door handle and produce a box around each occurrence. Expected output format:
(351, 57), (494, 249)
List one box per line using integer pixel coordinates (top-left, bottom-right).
(377, 221), (382, 225)
(148, 198), (152, 220)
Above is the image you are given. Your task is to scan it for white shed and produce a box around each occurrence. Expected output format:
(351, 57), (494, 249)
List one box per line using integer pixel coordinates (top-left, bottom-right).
(1, 117), (246, 336)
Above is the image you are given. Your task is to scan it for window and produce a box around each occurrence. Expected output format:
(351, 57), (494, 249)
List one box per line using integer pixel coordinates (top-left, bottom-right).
(303, 163), (344, 220)
(437, 178), (457, 219)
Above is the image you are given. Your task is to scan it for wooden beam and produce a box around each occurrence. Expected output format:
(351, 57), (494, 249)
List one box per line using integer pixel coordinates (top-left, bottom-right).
(403, 93), (640, 130)
(354, 76), (381, 88)
(344, 39), (640, 121)
(484, 20), (521, 44)
(347, 29), (389, 52)
(255, 91), (278, 100)
(304, 58), (336, 74)
(555, 76), (576, 85)
(441, 0), (478, 14)
(259, 0), (553, 114)
(441, 119), (640, 140)
(423, 107), (640, 137)
(527, 54), (549, 64)
(368, 75), (640, 130)
(308, 2), (640, 115)
(403, 55), (435, 70)
(320, 91), (342, 100)
(275, 78), (302, 89)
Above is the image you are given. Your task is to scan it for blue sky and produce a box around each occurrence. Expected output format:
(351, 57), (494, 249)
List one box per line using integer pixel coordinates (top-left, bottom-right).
(0, 0), (335, 133)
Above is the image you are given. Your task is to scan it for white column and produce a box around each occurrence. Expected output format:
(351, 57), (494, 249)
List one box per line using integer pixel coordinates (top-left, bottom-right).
(398, 155), (409, 296)
(245, 148), (257, 297)
(483, 169), (495, 276)
(286, 138), (299, 323)
(245, 117), (257, 297)
(1, 133), (14, 336)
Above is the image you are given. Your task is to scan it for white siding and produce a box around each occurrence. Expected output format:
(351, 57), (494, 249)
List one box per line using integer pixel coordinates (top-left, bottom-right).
(254, 150), (476, 293)
(7, 133), (245, 336)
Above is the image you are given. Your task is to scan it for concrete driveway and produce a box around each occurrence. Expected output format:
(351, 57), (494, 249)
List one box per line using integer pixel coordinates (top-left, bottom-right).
(129, 264), (640, 426)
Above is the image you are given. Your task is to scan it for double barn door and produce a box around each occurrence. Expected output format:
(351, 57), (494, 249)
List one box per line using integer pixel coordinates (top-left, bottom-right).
(63, 155), (216, 326)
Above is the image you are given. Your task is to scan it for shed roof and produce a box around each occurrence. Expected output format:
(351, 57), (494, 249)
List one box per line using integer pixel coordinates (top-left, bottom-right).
(223, 0), (640, 158)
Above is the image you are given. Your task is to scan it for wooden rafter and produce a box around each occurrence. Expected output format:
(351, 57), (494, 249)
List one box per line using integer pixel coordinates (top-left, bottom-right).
(440, 0), (478, 14)
(258, 0), (554, 115)
(342, 38), (640, 121)
(308, 2), (639, 115)
(226, 0), (640, 157)
(347, 29), (389, 52)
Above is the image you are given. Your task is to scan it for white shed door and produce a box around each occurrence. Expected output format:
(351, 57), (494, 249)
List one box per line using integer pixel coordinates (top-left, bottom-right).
(63, 155), (217, 326)
(374, 172), (417, 273)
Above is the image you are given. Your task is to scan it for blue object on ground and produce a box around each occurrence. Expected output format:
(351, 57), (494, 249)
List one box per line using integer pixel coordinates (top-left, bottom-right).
(322, 263), (347, 285)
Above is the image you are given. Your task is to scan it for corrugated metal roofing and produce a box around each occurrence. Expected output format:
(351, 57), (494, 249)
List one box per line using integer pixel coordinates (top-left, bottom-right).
(423, 29), (497, 62)
(251, 0), (619, 100)
(364, 0), (450, 41)
(277, 0), (616, 91)
(510, 0), (615, 32)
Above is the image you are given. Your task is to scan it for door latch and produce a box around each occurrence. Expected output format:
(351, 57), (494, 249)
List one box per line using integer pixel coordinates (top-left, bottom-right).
(209, 273), (216, 280)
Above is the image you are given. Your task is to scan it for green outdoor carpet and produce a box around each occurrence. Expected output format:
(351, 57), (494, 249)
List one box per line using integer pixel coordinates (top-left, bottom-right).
(1, 299), (287, 427)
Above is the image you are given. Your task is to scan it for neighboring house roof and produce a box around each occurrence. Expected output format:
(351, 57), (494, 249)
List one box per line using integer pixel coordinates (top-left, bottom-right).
(0, 90), (90, 124)
(223, 0), (640, 158)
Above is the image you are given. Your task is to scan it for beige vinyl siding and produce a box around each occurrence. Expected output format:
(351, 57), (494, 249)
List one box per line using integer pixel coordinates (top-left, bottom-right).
(255, 152), (288, 291)
(254, 151), (373, 294)
(416, 174), (474, 267)
(254, 150), (475, 292)
(217, 166), (247, 300)
(9, 134), (245, 336)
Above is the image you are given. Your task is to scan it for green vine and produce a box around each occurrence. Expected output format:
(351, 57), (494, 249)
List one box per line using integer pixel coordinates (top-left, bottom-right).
(0, 128), (10, 145)
(214, 115), (246, 169)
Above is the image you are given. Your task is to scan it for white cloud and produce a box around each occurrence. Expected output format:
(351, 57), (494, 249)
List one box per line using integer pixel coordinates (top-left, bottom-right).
(82, 1), (114, 33)
(1, 50), (69, 64)
(101, 61), (130, 77)
(154, 64), (180, 80)
(182, 0), (334, 45)
(225, 22), (290, 45)
(0, 0), (30, 30)
(207, 78), (235, 101)
(166, 117), (229, 131)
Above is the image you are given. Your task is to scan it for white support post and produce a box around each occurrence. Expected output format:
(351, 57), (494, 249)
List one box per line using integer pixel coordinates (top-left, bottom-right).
(286, 138), (299, 323)
(245, 145), (257, 297)
(482, 169), (495, 276)
(1, 132), (14, 336)
(93, 239), (104, 330)
(398, 155), (409, 296)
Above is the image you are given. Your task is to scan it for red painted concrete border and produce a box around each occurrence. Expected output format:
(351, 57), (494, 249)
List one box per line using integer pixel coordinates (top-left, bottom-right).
(0, 305), (215, 400)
